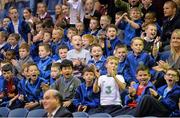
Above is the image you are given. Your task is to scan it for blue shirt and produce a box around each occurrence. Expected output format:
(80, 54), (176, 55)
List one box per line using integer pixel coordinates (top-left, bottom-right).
(88, 56), (106, 75)
(126, 51), (155, 82)
(37, 56), (52, 80)
(73, 83), (100, 109)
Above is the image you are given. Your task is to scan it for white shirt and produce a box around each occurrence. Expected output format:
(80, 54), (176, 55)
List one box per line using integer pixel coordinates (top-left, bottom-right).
(67, 49), (91, 64)
(98, 75), (125, 105)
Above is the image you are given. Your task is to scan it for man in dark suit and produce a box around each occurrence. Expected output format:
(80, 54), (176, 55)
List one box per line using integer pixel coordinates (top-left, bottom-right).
(43, 89), (73, 117)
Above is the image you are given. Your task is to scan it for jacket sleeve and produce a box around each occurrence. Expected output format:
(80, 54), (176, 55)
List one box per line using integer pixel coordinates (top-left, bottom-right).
(73, 86), (82, 108)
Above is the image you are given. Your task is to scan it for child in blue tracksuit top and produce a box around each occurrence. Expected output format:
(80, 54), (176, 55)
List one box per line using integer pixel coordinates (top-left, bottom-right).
(126, 37), (155, 85)
(114, 44), (132, 85)
(51, 27), (67, 56)
(37, 43), (52, 80)
(7, 7), (31, 44)
(104, 24), (123, 56)
(22, 63), (48, 110)
(135, 68), (180, 117)
(116, 7), (142, 48)
(88, 43), (106, 75)
(115, 65), (155, 116)
(0, 31), (9, 60)
(73, 66), (100, 112)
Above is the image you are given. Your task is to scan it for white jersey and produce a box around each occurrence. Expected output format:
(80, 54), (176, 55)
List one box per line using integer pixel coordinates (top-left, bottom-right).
(98, 75), (125, 105)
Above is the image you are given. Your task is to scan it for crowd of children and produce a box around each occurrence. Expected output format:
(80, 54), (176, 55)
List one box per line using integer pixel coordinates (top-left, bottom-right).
(0, 0), (180, 117)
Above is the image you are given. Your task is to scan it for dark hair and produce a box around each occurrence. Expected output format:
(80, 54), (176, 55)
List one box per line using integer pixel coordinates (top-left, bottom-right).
(83, 65), (95, 75)
(2, 64), (13, 72)
(8, 33), (20, 41)
(60, 59), (73, 70)
(24, 7), (32, 14)
(136, 64), (150, 75)
(58, 44), (69, 51)
(166, 68), (180, 78)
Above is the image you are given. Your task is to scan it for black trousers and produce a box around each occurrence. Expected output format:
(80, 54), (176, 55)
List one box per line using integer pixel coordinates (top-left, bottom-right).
(135, 95), (170, 117)
(88, 105), (122, 117)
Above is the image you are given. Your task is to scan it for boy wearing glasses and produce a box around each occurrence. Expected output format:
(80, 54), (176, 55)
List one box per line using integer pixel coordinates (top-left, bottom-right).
(135, 68), (180, 117)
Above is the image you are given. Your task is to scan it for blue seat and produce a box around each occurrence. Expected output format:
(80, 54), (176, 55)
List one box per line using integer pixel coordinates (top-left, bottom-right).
(27, 109), (46, 117)
(115, 115), (135, 118)
(89, 113), (112, 118)
(73, 112), (89, 118)
(8, 108), (29, 118)
(0, 107), (10, 117)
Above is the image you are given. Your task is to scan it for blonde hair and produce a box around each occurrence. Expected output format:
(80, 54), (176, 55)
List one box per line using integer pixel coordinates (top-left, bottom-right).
(106, 56), (119, 64)
(170, 29), (180, 61)
(82, 34), (96, 45)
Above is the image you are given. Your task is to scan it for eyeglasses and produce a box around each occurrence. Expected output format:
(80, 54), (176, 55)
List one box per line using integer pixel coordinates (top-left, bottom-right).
(166, 73), (177, 77)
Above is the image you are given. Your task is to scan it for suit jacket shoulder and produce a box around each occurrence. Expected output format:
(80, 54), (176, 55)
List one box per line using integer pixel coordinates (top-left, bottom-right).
(54, 107), (73, 117)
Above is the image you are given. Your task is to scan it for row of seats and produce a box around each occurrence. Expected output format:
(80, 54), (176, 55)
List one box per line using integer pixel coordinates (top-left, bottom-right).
(0, 107), (137, 118)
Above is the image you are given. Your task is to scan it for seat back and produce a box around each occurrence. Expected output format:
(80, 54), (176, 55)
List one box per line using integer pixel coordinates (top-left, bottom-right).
(0, 107), (10, 117)
(73, 112), (89, 118)
(89, 113), (112, 118)
(8, 108), (28, 118)
(27, 109), (46, 118)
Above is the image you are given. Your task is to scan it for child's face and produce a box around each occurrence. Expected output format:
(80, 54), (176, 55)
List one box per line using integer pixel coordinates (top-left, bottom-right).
(83, 71), (94, 85)
(36, 24), (43, 33)
(8, 37), (18, 46)
(5, 51), (14, 60)
(136, 70), (150, 85)
(130, 10), (141, 21)
(51, 67), (60, 79)
(141, 0), (152, 6)
(106, 27), (117, 40)
(89, 19), (99, 30)
(43, 32), (51, 43)
(19, 48), (29, 59)
(114, 47), (127, 61)
(22, 67), (29, 79)
(0, 35), (5, 44)
(170, 31), (180, 48)
(58, 48), (68, 60)
(62, 5), (69, 15)
(131, 39), (144, 54)
(100, 16), (110, 29)
(2, 70), (13, 81)
(9, 9), (19, 21)
(3, 18), (10, 27)
(91, 46), (103, 60)
(106, 59), (118, 73)
(82, 37), (90, 48)
(145, 25), (157, 39)
(39, 46), (50, 58)
(115, 14), (121, 23)
(55, 5), (62, 15)
(52, 30), (61, 41)
(85, 0), (94, 12)
(67, 30), (77, 41)
(28, 65), (39, 81)
(61, 66), (73, 78)
(37, 3), (46, 15)
(23, 9), (31, 19)
(165, 70), (179, 86)
(72, 35), (82, 50)
(76, 23), (84, 32)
